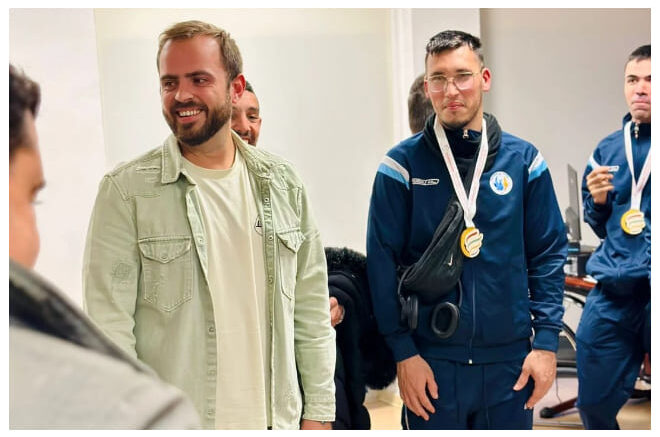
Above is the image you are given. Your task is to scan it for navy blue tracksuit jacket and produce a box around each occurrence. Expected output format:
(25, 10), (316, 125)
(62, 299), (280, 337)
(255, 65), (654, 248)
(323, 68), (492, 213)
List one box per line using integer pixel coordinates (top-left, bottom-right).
(575, 114), (651, 429)
(366, 113), (568, 365)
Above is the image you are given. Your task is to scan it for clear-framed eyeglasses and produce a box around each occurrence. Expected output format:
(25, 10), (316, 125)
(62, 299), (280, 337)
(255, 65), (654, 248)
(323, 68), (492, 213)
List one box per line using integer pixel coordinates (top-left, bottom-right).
(426, 71), (480, 93)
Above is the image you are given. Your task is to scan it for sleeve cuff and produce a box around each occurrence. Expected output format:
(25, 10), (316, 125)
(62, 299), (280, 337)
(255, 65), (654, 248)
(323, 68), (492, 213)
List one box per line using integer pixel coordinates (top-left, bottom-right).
(301, 400), (335, 423)
(385, 332), (419, 362)
(532, 328), (560, 352)
(586, 194), (611, 214)
(591, 200), (609, 212)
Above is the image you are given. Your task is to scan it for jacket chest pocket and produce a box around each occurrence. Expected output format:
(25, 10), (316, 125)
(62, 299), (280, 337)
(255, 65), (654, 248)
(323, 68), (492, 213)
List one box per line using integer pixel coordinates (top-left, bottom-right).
(138, 236), (193, 312)
(277, 229), (305, 300)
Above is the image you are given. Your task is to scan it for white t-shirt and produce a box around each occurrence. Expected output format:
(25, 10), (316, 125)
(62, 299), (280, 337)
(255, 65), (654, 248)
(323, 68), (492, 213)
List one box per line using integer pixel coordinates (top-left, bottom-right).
(182, 148), (270, 429)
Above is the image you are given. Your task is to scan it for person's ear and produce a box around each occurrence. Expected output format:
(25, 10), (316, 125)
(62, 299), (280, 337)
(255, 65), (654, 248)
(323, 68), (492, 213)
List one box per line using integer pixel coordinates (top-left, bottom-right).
(230, 74), (246, 104)
(481, 68), (491, 93)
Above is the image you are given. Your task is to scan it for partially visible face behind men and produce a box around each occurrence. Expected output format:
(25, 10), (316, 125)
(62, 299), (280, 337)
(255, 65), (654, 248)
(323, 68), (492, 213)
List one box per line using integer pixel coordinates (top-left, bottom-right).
(159, 35), (235, 147)
(624, 58), (651, 124)
(425, 45), (491, 131)
(9, 110), (45, 268)
(231, 90), (262, 146)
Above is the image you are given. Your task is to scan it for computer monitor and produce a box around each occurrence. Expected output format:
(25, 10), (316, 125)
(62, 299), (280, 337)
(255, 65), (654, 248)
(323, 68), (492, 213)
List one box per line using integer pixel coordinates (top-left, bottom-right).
(565, 164), (581, 243)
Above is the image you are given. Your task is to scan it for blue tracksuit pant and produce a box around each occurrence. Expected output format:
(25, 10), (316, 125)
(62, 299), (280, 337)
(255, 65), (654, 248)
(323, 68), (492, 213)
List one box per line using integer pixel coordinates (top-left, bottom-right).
(576, 283), (650, 429)
(402, 358), (533, 429)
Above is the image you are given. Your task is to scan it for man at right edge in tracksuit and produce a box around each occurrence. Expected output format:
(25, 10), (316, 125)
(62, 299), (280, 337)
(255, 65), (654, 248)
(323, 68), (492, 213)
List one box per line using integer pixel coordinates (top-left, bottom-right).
(576, 44), (651, 430)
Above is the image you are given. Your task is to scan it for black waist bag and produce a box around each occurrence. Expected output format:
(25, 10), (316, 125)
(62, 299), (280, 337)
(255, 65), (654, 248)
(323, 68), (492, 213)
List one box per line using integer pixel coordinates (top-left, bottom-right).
(400, 199), (465, 304)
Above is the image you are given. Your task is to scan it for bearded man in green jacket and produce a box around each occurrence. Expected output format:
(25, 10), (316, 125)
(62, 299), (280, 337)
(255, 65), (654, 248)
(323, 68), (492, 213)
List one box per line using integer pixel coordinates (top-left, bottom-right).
(83, 20), (335, 430)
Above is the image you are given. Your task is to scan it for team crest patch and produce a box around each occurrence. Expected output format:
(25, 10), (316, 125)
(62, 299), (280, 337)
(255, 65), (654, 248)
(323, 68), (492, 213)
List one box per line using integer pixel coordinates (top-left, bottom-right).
(490, 171), (513, 195)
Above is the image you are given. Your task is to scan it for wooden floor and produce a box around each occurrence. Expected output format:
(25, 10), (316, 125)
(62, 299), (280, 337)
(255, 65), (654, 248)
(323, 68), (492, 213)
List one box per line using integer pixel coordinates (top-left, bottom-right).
(364, 380), (651, 430)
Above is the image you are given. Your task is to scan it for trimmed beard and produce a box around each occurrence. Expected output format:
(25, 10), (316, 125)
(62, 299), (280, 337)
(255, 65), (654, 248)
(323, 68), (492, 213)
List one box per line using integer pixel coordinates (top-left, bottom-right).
(440, 92), (483, 131)
(164, 92), (232, 147)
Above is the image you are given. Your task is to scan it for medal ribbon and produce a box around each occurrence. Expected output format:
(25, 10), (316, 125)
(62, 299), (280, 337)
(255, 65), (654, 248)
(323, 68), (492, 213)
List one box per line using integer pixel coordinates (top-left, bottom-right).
(623, 120), (651, 210)
(433, 117), (489, 228)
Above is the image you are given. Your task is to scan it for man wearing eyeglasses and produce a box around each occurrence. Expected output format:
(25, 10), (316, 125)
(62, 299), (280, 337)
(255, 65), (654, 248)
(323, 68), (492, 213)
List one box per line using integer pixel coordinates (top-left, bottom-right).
(367, 30), (567, 429)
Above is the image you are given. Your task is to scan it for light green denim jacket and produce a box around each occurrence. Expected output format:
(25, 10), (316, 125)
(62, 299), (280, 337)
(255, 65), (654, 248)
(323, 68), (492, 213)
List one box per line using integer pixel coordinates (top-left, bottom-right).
(83, 132), (335, 429)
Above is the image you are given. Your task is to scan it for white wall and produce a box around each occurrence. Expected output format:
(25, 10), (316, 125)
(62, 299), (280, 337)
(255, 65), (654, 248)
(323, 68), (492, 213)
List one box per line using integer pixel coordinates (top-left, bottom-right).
(93, 8), (394, 259)
(410, 8), (481, 75)
(480, 8), (651, 246)
(9, 9), (106, 305)
(8, 8), (651, 306)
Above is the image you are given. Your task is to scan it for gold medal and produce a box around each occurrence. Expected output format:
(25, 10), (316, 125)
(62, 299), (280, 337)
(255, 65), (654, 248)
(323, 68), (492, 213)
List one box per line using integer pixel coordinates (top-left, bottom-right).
(460, 227), (483, 258)
(620, 209), (645, 235)
(620, 121), (650, 237)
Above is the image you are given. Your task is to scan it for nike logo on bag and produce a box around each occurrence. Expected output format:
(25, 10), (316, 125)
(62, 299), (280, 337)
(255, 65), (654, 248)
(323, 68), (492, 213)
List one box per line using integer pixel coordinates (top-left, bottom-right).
(448, 254), (453, 266)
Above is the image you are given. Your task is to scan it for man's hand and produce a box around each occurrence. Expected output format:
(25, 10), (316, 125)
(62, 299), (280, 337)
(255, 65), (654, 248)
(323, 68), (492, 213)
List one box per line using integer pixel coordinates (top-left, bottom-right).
(300, 419), (332, 430)
(513, 349), (557, 409)
(586, 166), (614, 205)
(329, 297), (344, 328)
(397, 354), (438, 421)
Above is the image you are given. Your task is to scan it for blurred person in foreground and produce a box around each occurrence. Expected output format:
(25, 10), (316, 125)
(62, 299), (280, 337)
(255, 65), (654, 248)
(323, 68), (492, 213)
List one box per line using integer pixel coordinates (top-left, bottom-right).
(8, 64), (200, 430)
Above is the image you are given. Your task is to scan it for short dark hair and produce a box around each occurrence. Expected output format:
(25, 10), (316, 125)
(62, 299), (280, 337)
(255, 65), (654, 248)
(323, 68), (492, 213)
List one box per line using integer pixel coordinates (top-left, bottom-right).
(9, 64), (40, 159)
(245, 80), (255, 95)
(425, 30), (484, 67)
(407, 74), (434, 134)
(627, 44), (650, 64)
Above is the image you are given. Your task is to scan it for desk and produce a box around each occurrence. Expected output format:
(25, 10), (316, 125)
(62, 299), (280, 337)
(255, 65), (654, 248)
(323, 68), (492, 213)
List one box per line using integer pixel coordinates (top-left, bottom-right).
(564, 276), (595, 295)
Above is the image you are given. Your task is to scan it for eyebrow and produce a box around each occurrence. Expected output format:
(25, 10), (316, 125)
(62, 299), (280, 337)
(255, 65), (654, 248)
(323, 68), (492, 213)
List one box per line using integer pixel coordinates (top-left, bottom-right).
(428, 69), (472, 77)
(160, 70), (213, 81)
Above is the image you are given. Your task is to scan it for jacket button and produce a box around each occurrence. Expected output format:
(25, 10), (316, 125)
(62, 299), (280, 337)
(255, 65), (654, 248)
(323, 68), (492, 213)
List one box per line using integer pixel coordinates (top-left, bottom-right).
(264, 197), (270, 203)
(268, 235), (274, 241)
(268, 276), (273, 284)
(208, 325), (215, 334)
